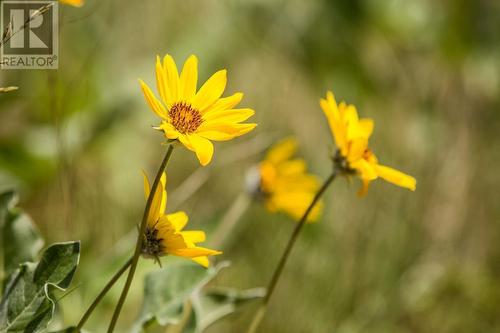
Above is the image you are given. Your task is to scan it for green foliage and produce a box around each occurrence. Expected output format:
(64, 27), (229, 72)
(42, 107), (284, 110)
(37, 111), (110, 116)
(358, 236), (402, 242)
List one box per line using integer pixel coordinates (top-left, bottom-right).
(0, 191), (44, 281)
(0, 242), (80, 333)
(132, 261), (228, 332)
(182, 287), (265, 333)
(132, 261), (263, 333)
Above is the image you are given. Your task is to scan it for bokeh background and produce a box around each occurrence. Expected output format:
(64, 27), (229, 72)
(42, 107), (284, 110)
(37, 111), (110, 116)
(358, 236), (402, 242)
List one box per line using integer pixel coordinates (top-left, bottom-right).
(1, 0), (500, 332)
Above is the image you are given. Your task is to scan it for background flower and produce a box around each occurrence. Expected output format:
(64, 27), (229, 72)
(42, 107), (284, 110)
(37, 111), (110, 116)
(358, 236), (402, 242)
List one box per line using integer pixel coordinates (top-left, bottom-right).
(321, 91), (416, 195)
(256, 138), (322, 222)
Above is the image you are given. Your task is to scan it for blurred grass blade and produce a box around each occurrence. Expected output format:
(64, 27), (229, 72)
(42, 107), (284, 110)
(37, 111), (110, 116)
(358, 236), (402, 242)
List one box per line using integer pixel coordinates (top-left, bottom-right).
(0, 242), (80, 333)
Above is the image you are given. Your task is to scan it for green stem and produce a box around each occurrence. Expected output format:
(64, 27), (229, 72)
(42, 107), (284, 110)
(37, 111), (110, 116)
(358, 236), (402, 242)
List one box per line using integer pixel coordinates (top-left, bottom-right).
(75, 256), (133, 332)
(107, 144), (174, 333)
(247, 171), (337, 333)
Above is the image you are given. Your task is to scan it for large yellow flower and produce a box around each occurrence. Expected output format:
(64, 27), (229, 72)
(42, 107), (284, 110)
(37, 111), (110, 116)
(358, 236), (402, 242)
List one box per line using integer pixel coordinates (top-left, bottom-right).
(141, 171), (221, 267)
(139, 55), (257, 166)
(256, 138), (322, 222)
(320, 91), (416, 196)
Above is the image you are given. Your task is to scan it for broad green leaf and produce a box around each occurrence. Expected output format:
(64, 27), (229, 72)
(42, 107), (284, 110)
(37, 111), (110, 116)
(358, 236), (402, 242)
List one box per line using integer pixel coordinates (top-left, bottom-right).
(131, 261), (228, 333)
(0, 190), (44, 280)
(183, 287), (265, 333)
(0, 242), (80, 333)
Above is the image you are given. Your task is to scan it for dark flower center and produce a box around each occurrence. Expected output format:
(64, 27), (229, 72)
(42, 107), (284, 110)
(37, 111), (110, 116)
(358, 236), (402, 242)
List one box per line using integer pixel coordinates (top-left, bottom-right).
(333, 150), (357, 175)
(169, 102), (203, 134)
(142, 227), (164, 257)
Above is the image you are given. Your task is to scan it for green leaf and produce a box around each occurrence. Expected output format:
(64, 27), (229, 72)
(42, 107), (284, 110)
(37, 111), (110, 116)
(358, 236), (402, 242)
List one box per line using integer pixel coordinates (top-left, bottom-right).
(0, 242), (81, 333)
(131, 261), (228, 333)
(0, 191), (16, 225)
(0, 190), (44, 280)
(183, 287), (265, 333)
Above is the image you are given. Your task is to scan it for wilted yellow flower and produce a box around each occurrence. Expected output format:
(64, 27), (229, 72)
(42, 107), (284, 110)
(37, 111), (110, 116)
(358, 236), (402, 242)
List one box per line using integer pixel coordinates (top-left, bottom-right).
(141, 171), (221, 267)
(320, 91), (416, 196)
(139, 55), (256, 166)
(255, 138), (322, 222)
(59, 0), (83, 7)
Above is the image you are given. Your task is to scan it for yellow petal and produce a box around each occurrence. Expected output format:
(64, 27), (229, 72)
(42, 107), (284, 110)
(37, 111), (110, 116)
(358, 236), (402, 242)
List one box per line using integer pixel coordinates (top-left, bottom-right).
(199, 123), (257, 142)
(167, 211), (189, 231)
(196, 130), (237, 141)
(202, 108), (255, 123)
(268, 191), (322, 222)
(163, 54), (180, 106)
(347, 138), (369, 162)
(186, 134), (214, 166)
(277, 159), (306, 176)
(178, 134), (193, 150)
(170, 246), (222, 258)
(59, 0), (83, 7)
(181, 231), (206, 243)
(159, 173), (167, 217)
(202, 92), (243, 114)
(350, 158), (378, 180)
(179, 55), (198, 102)
(142, 170), (150, 200)
(159, 122), (180, 139)
(191, 256), (210, 267)
(144, 172), (167, 226)
(320, 91), (346, 152)
(139, 79), (169, 120)
(265, 138), (297, 165)
(155, 56), (169, 106)
(348, 118), (374, 141)
(375, 165), (416, 191)
(192, 70), (227, 112)
(344, 104), (359, 127)
(358, 119), (374, 139)
(357, 179), (371, 197)
(158, 222), (189, 251)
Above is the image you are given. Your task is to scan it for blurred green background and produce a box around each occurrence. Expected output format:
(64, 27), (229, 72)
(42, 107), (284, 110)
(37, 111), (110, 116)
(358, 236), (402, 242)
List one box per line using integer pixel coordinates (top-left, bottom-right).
(1, 0), (500, 332)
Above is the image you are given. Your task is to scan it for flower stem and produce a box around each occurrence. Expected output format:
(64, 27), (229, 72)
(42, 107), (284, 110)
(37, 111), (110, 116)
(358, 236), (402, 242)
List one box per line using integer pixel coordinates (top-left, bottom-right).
(107, 144), (174, 333)
(247, 171), (337, 333)
(74, 256), (133, 332)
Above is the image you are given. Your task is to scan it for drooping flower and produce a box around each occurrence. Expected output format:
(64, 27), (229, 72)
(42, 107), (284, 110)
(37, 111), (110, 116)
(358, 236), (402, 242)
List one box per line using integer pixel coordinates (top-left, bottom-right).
(320, 91), (416, 196)
(251, 138), (322, 222)
(59, 0), (84, 7)
(139, 55), (257, 166)
(141, 171), (221, 267)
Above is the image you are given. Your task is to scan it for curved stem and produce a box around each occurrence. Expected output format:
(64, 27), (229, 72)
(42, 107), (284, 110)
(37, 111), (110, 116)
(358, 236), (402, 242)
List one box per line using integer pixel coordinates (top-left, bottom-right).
(107, 144), (174, 333)
(75, 256), (133, 332)
(247, 171), (337, 333)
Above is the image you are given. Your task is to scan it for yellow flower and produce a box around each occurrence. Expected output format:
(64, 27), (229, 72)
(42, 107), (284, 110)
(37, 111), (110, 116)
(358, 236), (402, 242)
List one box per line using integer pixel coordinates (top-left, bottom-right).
(256, 138), (322, 222)
(141, 171), (221, 267)
(320, 91), (416, 196)
(59, 0), (84, 7)
(139, 55), (257, 166)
